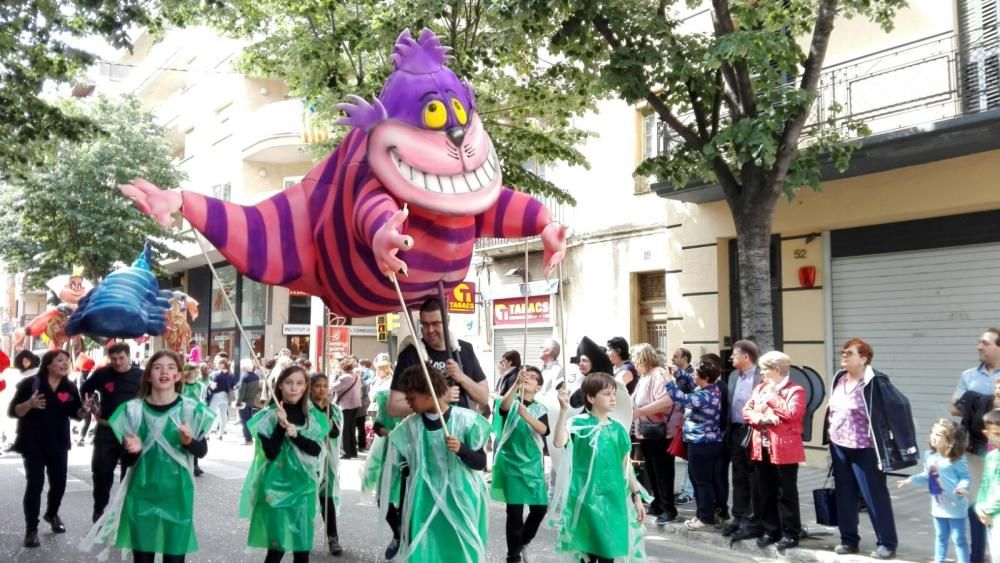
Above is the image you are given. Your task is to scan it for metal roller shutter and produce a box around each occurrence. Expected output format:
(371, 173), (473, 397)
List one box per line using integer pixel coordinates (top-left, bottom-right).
(831, 242), (1000, 470)
(492, 328), (553, 390)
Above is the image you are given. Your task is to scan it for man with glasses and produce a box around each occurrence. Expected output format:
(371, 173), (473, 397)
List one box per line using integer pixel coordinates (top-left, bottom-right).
(539, 339), (566, 394)
(951, 328), (1000, 563)
(723, 340), (764, 541)
(387, 298), (488, 418)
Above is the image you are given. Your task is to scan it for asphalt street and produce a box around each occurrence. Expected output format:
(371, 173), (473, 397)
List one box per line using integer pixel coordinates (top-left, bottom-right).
(0, 420), (762, 563)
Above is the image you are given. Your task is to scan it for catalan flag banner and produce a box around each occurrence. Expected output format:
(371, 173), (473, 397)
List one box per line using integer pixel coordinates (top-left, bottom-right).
(301, 103), (331, 144)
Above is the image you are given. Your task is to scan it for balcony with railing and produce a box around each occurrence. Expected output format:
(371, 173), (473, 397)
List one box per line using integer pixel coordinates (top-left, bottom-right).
(652, 31), (1000, 202)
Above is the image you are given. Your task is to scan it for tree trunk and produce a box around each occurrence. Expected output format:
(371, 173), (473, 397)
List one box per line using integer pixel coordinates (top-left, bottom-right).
(731, 198), (778, 353)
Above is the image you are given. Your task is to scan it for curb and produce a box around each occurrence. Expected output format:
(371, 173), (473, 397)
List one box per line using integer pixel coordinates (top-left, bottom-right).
(645, 520), (920, 563)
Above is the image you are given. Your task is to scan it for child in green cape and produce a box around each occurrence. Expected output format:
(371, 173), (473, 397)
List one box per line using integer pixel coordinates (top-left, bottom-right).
(180, 363), (208, 477)
(239, 364), (330, 563)
(492, 365), (550, 563)
(308, 373), (344, 556)
(361, 386), (405, 559)
(551, 372), (647, 563)
(384, 363), (490, 562)
(80, 350), (217, 563)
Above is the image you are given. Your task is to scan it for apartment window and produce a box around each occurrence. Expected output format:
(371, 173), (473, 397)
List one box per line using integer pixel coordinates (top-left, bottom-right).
(212, 182), (231, 201)
(959, 0), (1000, 112)
(643, 113), (668, 159)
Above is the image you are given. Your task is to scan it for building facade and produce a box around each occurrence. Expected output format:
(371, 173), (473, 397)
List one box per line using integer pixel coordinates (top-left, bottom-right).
(648, 0), (1000, 462)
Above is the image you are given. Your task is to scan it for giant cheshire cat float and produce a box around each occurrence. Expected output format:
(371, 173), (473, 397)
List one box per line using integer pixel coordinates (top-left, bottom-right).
(121, 28), (567, 318)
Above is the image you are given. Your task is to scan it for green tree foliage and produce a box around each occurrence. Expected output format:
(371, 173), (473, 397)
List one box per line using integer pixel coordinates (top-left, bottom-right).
(167, 0), (602, 203)
(0, 1), (175, 182)
(0, 96), (186, 288)
(509, 0), (906, 350)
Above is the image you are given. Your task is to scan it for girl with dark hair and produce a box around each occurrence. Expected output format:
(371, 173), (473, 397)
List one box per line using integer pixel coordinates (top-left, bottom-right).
(664, 355), (724, 531)
(9, 350), (93, 548)
(309, 373), (345, 556)
(239, 365), (329, 563)
(81, 350), (216, 563)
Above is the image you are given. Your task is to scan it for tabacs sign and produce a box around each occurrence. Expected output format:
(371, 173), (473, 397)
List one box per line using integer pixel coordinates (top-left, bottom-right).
(493, 295), (551, 326)
(447, 282), (476, 315)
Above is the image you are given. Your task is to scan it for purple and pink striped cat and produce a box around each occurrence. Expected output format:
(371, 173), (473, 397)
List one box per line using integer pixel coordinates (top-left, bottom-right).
(121, 28), (566, 317)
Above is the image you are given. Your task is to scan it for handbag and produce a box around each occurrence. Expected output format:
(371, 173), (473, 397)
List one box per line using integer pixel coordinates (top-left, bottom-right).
(665, 412), (686, 459)
(637, 419), (667, 440)
(813, 464), (838, 526)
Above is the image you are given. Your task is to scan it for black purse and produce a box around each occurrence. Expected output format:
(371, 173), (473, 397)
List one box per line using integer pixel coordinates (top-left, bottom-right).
(813, 464), (838, 526)
(636, 418), (667, 440)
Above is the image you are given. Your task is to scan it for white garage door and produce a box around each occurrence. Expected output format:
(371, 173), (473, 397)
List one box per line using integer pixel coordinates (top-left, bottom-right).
(492, 328), (553, 391)
(831, 242), (1000, 465)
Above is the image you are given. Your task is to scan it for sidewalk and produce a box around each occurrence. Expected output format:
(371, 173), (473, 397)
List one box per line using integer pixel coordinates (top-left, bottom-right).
(651, 461), (935, 562)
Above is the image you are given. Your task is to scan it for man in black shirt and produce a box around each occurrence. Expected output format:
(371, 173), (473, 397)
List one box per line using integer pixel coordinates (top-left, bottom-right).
(388, 298), (488, 418)
(79, 342), (142, 523)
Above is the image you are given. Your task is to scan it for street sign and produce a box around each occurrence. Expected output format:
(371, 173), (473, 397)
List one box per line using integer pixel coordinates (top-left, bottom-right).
(350, 326), (377, 337)
(328, 326), (350, 356)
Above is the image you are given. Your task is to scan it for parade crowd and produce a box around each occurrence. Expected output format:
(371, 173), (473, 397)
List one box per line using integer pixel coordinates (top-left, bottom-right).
(4, 302), (1000, 563)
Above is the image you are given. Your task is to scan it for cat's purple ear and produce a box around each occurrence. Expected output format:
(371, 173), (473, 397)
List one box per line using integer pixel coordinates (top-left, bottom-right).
(335, 95), (388, 132)
(463, 78), (477, 113)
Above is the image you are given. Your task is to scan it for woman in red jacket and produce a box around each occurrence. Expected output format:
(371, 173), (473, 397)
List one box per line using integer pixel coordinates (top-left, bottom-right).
(742, 350), (805, 552)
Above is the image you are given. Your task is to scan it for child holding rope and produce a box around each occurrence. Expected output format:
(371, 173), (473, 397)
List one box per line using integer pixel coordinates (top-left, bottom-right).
(309, 373), (344, 556)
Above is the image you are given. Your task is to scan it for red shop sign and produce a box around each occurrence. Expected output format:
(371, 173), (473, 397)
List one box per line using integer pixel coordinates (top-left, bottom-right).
(493, 295), (551, 327)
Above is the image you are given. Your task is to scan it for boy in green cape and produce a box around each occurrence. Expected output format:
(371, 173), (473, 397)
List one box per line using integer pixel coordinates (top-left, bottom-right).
(384, 363), (490, 562)
(492, 365), (550, 563)
(239, 364), (330, 563)
(80, 350), (216, 563)
(309, 373), (344, 556)
(551, 372), (647, 563)
(361, 387), (405, 558)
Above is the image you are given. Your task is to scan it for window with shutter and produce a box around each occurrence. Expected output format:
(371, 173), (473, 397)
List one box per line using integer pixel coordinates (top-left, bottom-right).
(959, 0), (1000, 112)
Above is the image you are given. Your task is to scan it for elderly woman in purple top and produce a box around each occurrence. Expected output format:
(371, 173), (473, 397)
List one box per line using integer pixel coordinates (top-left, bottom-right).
(824, 338), (899, 560)
(664, 354), (724, 531)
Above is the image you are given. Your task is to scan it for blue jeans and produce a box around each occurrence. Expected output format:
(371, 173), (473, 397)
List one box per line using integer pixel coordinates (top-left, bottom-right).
(934, 516), (969, 563)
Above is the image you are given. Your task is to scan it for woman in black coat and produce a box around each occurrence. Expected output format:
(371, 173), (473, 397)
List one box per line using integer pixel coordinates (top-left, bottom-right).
(8, 350), (93, 548)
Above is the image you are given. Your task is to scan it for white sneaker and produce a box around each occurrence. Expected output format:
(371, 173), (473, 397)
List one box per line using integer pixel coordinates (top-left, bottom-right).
(521, 546), (530, 563)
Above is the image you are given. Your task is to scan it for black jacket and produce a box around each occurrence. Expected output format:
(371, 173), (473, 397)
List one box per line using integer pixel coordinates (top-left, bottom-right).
(823, 368), (919, 472)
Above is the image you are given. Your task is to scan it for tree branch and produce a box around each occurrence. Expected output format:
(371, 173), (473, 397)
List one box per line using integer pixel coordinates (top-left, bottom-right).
(711, 69), (723, 136)
(686, 79), (710, 141)
(711, 0), (757, 117)
(768, 0), (838, 195)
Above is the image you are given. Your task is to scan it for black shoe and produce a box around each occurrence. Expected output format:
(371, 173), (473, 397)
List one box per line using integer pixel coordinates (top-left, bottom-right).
(755, 535), (779, 548)
(194, 467), (204, 477)
(834, 544), (859, 555)
(384, 538), (400, 559)
(646, 507), (664, 517)
(655, 513), (678, 525)
(43, 514), (65, 533)
(720, 522), (742, 536)
(730, 528), (763, 542)
(328, 535), (343, 556)
(92, 510), (103, 524)
(24, 530), (39, 548)
(776, 537), (799, 551)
